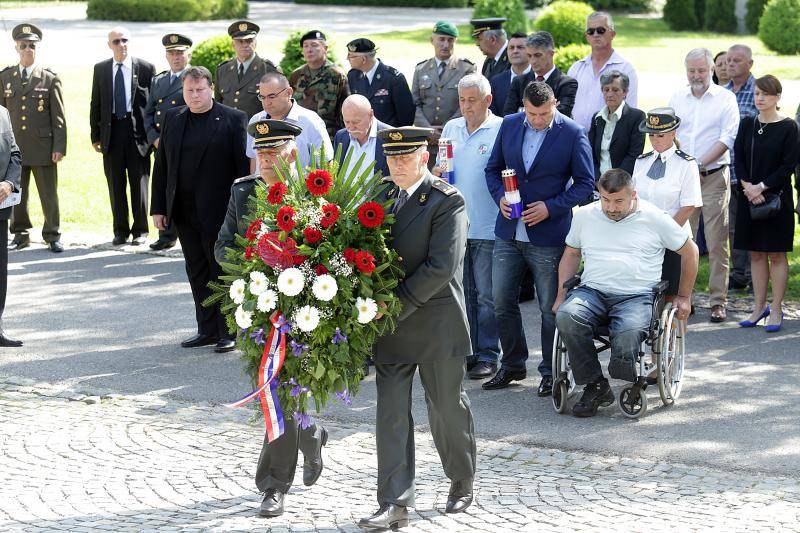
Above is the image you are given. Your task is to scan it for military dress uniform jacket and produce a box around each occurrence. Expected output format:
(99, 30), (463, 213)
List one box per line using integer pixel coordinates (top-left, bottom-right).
(144, 70), (186, 145)
(214, 174), (259, 263)
(214, 54), (278, 120)
(411, 57), (476, 128)
(0, 106), (22, 221)
(0, 65), (66, 166)
(347, 61), (414, 127)
(481, 47), (509, 81)
(289, 60), (349, 140)
(373, 172), (471, 364)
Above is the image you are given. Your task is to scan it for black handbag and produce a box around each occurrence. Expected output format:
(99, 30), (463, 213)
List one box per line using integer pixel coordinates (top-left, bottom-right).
(747, 117), (782, 221)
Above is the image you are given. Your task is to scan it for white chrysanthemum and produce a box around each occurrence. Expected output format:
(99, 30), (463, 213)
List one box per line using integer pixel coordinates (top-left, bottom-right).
(294, 305), (321, 332)
(257, 289), (278, 313)
(312, 274), (338, 302)
(248, 271), (269, 295)
(229, 279), (247, 304)
(235, 305), (253, 329)
(277, 267), (305, 296)
(356, 297), (378, 324)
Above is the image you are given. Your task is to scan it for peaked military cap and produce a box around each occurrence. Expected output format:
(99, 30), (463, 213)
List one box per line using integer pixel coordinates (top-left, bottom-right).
(346, 38), (377, 54)
(639, 107), (681, 134)
(433, 21), (459, 38)
(379, 127), (434, 156)
(248, 119), (303, 149)
(470, 18), (506, 37)
(162, 33), (192, 50)
(12, 23), (42, 42)
(300, 30), (326, 46)
(228, 20), (259, 39)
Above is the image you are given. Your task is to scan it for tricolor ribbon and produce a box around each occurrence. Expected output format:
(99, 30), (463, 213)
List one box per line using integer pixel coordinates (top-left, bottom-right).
(226, 311), (287, 443)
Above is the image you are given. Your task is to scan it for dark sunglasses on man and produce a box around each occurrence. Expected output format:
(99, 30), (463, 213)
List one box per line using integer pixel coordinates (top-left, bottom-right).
(18, 42), (36, 50)
(585, 27), (608, 36)
(111, 38), (129, 45)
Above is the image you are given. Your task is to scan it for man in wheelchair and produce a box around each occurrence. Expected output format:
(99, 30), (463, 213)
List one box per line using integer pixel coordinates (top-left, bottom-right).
(552, 169), (698, 417)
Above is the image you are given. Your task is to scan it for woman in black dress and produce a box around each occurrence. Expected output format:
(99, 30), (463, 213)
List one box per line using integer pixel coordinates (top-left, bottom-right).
(734, 75), (799, 332)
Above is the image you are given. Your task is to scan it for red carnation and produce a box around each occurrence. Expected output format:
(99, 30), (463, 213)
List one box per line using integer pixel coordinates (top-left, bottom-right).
(357, 201), (384, 228)
(257, 232), (298, 269)
(315, 264), (329, 275)
(267, 182), (287, 205)
(343, 247), (357, 264)
(321, 203), (340, 229)
(276, 205), (296, 232)
(355, 250), (376, 274)
(293, 254), (308, 265)
(306, 169), (333, 196)
(303, 226), (322, 244)
(244, 246), (255, 260)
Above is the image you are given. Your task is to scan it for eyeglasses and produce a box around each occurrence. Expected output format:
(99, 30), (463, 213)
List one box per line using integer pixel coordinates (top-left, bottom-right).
(112, 38), (129, 45)
(585, 27), (608, 36)
(18, 42), (36, 50)
(346, 54), (365, 61)
(257, 87), (288, 101)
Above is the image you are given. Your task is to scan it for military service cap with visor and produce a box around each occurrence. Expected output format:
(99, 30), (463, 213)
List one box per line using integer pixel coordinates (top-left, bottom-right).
(162, 33), (192, 51)
(228, 20), (259, 39)
(12, 23), (42, 42)
(248, 119), (303, 150)
(379, 127), (434, 156)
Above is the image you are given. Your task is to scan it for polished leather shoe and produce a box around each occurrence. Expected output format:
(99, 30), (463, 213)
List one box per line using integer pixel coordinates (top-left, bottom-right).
(0, 332), (23, 347)
(131, 235), (147, 246)
(112, 235), (127, 246)
(214, 338), (236, 353)
(303, 427), (328, 486)
(446, 477), (473, 513)
(482, 368), (526, 390)
(258, 488), (284, 517)
(48, 241), (64, 253)
(149, 238), (176, 251)
(468, 361), (496, 380)
(181, 333), (218, 348)
(358, 504), (408, 530)
(9, 238), (30, 250)
(537, 376), (553, 397)
(710, 305), (727, 323)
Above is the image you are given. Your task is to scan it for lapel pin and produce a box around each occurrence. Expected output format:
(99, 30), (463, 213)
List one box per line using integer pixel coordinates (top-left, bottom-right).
(419, 192), (428, 204)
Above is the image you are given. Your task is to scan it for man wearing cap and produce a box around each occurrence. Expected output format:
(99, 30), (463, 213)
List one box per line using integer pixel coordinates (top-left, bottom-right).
(1, 23), (66, 253)
(215, 20), (278, 120)
(216, 119), (329, 519)
(470, 18), (510, 81)
(359, 127), (475, 530)
(411, 22), (476, 168)
(346, 38), (414, 128)
(143, 33), (192, 251)
(289, 30), (349, 140)
(0, 104), (23, 347)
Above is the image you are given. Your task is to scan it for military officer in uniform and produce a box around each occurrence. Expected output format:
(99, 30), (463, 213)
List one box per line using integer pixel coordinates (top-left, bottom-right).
(346, 38), (414, 127)
(214, 119), (328, 519)
(470, 18), (510, 80)
(412, 21), (476, 168)
(289, 30), (349, 140)
(1, 23), (66, 252)
(144, 33), (192, 251)
(214, 20), (278, 120)
(358, 127), (476, 531)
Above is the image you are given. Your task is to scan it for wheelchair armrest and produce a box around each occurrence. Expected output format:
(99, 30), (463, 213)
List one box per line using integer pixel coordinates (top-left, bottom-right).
(652, 280), (670, 295)
(563, 275), (581, 291)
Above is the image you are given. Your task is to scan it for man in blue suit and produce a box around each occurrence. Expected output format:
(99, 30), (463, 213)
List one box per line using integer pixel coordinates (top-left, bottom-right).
(483, 81), (594, 395)
(333, 94), (390, 178)
(488, 32), (530, 117)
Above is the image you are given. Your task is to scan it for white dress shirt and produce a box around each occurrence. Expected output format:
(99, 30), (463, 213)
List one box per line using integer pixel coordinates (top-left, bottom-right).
(598, 101), (626, 175)
(18, 63), (36, 79)
(112, 57), (133, 114)
(567, 50), (638, 131)
(365, 61), (380, 84)
(342, 118), (378, 178)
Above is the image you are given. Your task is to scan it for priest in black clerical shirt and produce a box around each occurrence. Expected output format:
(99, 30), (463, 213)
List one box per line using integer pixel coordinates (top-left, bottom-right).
(151, 66), (249, 353)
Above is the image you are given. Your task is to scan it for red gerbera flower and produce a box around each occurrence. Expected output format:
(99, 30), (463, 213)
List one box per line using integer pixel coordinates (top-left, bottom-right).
(257, 232), (298, 269)
(355, 250), (376, 274)
(320, 203), (340, 229)
(315, 264), (329, 275)
(267, 182), (288, 205)
(245, 219), (262, 241)
(244, 246), (255, 260)
(357, 201), (384, 228)
(306, 169), (333, 196)
(303, 226), (322, 244)
(276, 205), (296, 232)
(343, 247), (357, 264)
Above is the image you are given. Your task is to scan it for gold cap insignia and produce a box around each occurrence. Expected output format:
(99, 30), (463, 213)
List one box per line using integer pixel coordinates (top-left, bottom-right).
(388, 132), (403, 141)
(170, 35), (178, 44)
(255, 123), (269, 134)
(22, 26), (31, 34)
(239, 23), (248, 32)
(347, 44), (357, 52)
(648, 115), (660, 126)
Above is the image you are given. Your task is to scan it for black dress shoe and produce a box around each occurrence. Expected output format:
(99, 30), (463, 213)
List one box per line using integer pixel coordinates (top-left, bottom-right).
(446, 477), (473, 513)
(468, 361), (497, 380)
(537, 376), (553, 397)
(465, 355), (478, 372)
(181, 333), (218, 348)
(48, 241), (64, 253)
(214, 338), (236, 353)
(9, 238), (30, 250)
(482, 368), (526, 390)
(358, 504), (408, 530)
(149, 238), (177, 251)
(131, 235), (147, 246)
(258, 488), (284, 517)
(0, 332), (23, 347)
(303, 427), (328, 486)
(112, 235), (127, 246)
(572, 380), (614, 418)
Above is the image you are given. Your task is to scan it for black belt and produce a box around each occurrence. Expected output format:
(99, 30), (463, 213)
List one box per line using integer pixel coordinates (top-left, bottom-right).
(700, 165), (725, 177)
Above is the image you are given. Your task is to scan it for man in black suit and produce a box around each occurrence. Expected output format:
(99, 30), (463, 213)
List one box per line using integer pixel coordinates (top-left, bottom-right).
(502, 32), (578, 118)
(488, 32), (530, 117)
(333, 94), (390, 178)
(90, 27), (155, 245)
(151, 66), (249, 353)
(0, 104), (22, 347)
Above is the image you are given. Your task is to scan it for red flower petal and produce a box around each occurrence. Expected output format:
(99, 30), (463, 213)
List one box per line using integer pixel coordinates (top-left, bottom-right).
(357, 202), (384, 228)
(276, 205), (296, 232)
(306, 169), (333, 196)
(303, 226), (322, 244)
(267, 182), (287, 205)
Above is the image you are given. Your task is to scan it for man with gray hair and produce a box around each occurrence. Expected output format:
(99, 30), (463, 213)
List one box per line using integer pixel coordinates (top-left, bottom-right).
(668, 47), (739, 323)
(470, 18), (510, 80)
(333, 94), (390, 178)
(567, 11), (638, 131)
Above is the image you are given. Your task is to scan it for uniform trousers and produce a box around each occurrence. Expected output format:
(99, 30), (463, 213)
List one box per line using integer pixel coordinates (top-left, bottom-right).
(0, 220), (8, 324)
(10, 165), (60, 243)
(103, 116), (150, 239)
(689, 166), (730, 307)
(375, 357), (476, 507)
(255, 419), (323, 493)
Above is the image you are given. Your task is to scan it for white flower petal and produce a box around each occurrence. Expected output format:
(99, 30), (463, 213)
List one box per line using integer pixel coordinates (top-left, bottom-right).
(248, 271), (269, 296)
(230, 279), (247, 304)
(294, 305), (320, 332)
(356, 297), (378, 324)
(235, 305), (253, 329)
(277, 268), (305, 297)
(311, 274), (338, 302)
(257, 289), (278, 313)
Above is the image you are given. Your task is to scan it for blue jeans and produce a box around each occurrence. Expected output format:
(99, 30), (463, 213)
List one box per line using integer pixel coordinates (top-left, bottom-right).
(492, 238), (563, 376)
(555, 286), (653, 385)
(463, 239), (500, 364)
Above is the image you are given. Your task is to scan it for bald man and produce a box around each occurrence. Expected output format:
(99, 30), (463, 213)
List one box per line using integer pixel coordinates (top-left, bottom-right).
(332, 94), (390, 178)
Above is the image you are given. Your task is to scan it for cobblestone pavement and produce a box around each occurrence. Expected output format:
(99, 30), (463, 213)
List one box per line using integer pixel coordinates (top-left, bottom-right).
(2, 376), (798, 532)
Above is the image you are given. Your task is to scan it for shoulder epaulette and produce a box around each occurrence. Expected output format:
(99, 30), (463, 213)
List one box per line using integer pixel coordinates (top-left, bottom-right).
(675, 149), (695, 161)
(637, 150), (654, 159)
(154, 70), (168, 78)
(0, 65), (12, 74)
(43, 67), (58, 76)
(431, 179), (457, 196)
(217, 58), (233, 69)
(461, 58), (475, 65)
(381, 176), (394, 183)
(385, 65), (401, 76)
(233, 174), (259, 185)
(416, 58), (429, 66)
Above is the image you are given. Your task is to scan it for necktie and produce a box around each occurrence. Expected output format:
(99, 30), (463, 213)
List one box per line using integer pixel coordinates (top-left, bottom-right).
(114, 63), (127, 119)
(21, 68), (28, 84)
(238, 63), (244, 81)
(171, 73), (178, 85)
(393, 190), (409, 213)
(647, 156), (666, 180)
(536, 75), (545, 82)
(437, 61), (446, 79)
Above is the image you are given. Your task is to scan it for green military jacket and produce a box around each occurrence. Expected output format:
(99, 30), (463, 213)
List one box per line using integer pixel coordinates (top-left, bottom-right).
(0, 64), (66, 166)
(289, 60), (349, 140)
(411, 56), (475, 128)
(214, 54), (278, 119)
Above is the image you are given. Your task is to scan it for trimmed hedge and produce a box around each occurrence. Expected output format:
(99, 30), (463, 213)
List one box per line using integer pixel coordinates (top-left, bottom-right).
(554, 43), (591, 72)
(704, 0), (737, 32)
(745, 0), (767, 33)
(472, 0), (529, 35)
(192, 35), (234, 81)
(663, 0), (703, 30)
(86, 0), (247, 21)
(295, 0), (466, 5)
(533, 1), (595, 47)
(759, 0), (800, 54)
(279, 30), (340, 77)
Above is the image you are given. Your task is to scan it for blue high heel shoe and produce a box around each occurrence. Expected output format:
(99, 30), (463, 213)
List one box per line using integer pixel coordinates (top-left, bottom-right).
(739, 306), (770, 327)
(765, 313), (784, 333)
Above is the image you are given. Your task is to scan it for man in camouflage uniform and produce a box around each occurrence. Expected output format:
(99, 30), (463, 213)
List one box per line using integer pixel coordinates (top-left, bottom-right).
(0, 23), (66, 252)
(289, 30), (349, 140)
(214, 20), (278, 119)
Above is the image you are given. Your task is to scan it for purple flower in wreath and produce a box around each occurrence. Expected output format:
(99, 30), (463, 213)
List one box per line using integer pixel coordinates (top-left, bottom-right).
(290, 339), (308, 357)
(290, 383), (310, 398)
(276, 316), (293, 335)
(332, 328), (348, 345)
(294, 411), (312, 430)
(335, 389), (353, 406)
(249, 328), (266, 346)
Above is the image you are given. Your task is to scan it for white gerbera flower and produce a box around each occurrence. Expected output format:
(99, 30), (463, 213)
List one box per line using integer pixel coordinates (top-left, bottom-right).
(294, 305), (321, 332)
(277, 268), (305, 297)
(312, 274), (338, 302)
(257, 289), (278, 313)
(356, 297), (378, 324)
(230, 279), (247, 304)
(235, 305), (253, 329)
(248, 271), (269, 295)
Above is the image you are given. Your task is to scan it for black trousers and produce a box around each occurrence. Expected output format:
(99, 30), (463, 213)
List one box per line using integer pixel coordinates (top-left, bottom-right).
(0, 219), (7, 323)
(255, 420), (322, 493)
(173, 195), (230, 339)
(103, 116), (150, 239)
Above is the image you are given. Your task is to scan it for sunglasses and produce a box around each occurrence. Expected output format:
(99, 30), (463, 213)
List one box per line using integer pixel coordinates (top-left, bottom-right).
(18, 42), (37, 50)
(257, 87), (288, 101)
(585, 27), (608, 36)
(111, 38), (129, 45)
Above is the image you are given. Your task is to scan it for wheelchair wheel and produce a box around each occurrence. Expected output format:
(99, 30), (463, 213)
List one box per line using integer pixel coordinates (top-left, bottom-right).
(657, 305), (686, 405)
(551, 329), (571, 413)
(552, 379), (569, 413)
(619, 385), (648, 419)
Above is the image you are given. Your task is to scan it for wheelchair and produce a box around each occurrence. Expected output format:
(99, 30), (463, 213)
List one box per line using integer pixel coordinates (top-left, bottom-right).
(551, 276), (686, 419)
